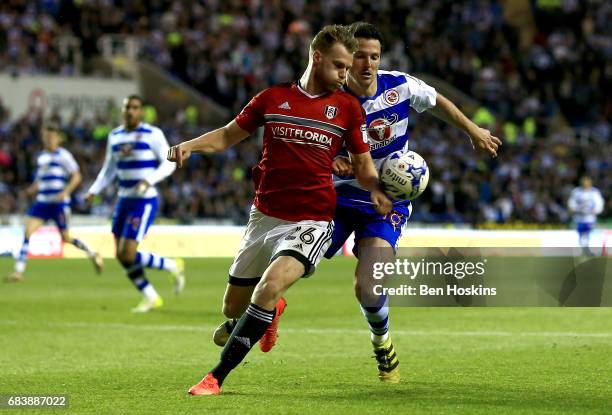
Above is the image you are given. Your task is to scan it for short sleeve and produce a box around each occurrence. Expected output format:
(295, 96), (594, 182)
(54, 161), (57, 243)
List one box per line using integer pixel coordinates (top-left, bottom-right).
(405, 74), (437, 113)
(344, 97), (369, 155)
(61, 149), (79, 173)
(234, 89), (268, 133)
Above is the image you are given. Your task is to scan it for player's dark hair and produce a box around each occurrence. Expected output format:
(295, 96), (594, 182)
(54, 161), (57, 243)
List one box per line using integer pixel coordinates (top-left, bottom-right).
(350, 22), (384, 49)
(125, 94), (144, 105)
(310, 24), (358, 54)
(42, 120), (60, 132)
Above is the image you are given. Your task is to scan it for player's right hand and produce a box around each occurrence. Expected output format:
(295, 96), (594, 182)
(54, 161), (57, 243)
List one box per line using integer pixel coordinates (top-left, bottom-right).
(370, 189), (393, 216)
(469, 127), (502, 158)
(85, 193), (95, 205)
(167, 143), (192, 168)
(332, 156), (353, 177)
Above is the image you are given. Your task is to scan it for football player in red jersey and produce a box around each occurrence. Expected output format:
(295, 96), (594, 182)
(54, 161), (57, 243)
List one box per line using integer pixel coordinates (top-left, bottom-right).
(167, 25), (392, 395)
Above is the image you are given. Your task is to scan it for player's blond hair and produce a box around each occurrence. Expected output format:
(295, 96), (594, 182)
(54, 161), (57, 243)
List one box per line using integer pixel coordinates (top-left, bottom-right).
(310, 25), (358, 54)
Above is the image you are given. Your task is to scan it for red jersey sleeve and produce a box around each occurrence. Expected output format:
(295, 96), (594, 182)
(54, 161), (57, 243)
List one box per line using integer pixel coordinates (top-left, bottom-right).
(234, 89), (268, 133)
(344, 97), (369, 154)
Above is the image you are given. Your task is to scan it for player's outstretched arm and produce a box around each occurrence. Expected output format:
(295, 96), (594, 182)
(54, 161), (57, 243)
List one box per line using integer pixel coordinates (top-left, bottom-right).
(428, 93), (502, 157)
(137, 128), (177, 193)
(167, 120), (250, 168)
(594, 191), (605, 215)
(86, 137), (117, 203)
(567, 190), (578, 214)
(350, 151), (392, 215)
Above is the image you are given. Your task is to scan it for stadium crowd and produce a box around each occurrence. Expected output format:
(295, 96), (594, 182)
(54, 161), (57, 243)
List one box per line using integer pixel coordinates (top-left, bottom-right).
(0, 0), (609, 225)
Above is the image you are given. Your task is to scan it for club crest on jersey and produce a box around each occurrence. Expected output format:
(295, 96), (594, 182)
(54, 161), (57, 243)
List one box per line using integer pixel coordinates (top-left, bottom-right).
(324, 105), (338, 119)
(120, 143), (134, 155)
(383, 89), (400, 105)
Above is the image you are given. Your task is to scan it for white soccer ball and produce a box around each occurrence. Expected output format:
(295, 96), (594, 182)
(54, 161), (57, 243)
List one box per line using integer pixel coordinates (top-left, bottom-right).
(379, 150), (430, 200)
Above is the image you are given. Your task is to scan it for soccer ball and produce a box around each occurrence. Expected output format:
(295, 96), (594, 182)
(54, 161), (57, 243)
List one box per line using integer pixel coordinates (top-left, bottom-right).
(379, 150), (430, 200)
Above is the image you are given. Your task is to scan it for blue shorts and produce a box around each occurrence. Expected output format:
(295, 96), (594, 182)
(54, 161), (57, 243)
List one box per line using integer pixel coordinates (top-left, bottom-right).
(112, 197), (157, 242)
(577, 222), (593, 235)
(324, 202), (411, 258)
(27, 202), (70, 230)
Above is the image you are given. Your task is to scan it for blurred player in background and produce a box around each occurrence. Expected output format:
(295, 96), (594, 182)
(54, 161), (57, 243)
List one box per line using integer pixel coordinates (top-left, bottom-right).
(325, 23), (501, 383)
(568, 176), (604, 256)
(4, 122), (103, 283)
(85, 95), (185, 313)
(168, 24), (392, 396)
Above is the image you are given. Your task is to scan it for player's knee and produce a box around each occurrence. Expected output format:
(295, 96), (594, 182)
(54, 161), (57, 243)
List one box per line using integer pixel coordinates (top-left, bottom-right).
(116, 249), (135, 266)
(253, 276), (284, 302)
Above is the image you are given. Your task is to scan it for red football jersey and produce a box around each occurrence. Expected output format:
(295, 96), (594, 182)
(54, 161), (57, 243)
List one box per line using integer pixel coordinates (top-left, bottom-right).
(235, 82), (369, 222)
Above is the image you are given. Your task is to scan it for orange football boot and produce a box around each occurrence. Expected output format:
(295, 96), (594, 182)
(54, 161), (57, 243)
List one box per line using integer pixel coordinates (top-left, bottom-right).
(259, 297), (287, 352)
(188, 373), (221, 396)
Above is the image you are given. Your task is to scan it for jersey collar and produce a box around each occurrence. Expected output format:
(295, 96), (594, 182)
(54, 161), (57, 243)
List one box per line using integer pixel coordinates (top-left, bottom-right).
(295, 81), (328, 99)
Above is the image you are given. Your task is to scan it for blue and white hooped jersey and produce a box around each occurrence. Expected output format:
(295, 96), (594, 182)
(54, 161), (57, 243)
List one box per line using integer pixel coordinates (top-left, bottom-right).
(334, 70), (437, 206)
(88, 122), (176, 199)
(34, 147), (79, 203)
(568, 187), (604, 224)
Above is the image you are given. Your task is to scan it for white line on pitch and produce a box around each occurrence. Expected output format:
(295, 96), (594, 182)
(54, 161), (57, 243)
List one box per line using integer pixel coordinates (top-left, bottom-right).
(0, 319), (610, 338)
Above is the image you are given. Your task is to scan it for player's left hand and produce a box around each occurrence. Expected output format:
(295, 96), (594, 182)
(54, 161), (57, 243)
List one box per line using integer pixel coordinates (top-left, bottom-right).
(332, 156), (353, 177)
(167, 143), (192, 168)
(469, 127), (502, 157)
(371, 189), (393, 216)
(54, 191), (69, 201)
(135, 180), (150, 195)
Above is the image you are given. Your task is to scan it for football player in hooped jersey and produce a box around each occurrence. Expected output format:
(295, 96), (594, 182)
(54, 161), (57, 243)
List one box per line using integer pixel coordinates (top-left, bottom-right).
(167, 25), (392, 396)
(568, 176), (604, 256)
(4, 122), (103, 283)
(85, 95), (185, 313)
(325, 23), (502, 383)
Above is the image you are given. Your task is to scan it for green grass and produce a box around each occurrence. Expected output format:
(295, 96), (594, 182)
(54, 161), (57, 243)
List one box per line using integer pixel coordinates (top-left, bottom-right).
(0, 257), (611, 414)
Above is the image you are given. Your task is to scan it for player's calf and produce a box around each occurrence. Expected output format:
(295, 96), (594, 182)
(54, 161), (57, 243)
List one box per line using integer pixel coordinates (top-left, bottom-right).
(68, 237), (103, 274)
(222, 284), (255, 318)
(116, 249), (135, 267)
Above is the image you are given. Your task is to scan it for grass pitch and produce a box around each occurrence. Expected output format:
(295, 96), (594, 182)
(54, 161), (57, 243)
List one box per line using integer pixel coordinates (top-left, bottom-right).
(0, 257), (610, 414)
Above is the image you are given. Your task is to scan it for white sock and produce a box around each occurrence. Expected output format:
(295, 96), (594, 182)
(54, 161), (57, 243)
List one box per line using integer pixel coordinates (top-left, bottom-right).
(15, 261), (26, 273)
(371, 332), (389, 346)
(142, 284), (159, 302)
